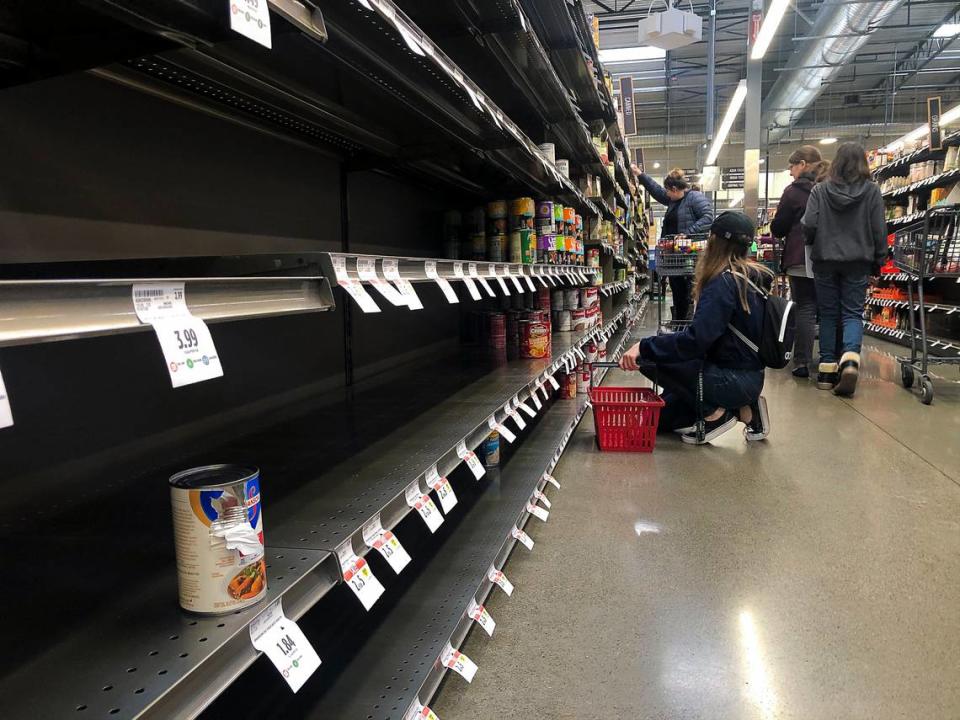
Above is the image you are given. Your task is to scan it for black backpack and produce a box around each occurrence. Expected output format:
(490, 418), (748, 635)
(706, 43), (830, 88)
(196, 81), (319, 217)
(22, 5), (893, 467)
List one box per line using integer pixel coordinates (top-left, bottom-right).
(726, 271), (796, 369)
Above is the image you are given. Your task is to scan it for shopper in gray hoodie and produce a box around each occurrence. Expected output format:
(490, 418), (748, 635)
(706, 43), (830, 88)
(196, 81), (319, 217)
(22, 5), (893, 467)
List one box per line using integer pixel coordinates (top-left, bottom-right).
(801, 142), (887, 396)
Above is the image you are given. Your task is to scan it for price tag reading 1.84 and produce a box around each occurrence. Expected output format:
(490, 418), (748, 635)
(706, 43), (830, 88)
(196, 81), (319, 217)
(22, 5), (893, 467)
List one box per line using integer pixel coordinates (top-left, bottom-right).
(249, 599), (321, 693)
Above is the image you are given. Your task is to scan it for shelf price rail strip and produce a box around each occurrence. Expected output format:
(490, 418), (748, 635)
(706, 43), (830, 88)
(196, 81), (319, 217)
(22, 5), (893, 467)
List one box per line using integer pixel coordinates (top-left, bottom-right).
(0, 303), (633, 719)
(867, 297), (960, 314)
(293, 301), (645, 720)
(864, 322), (960, 353)
(881, 167), (960, 198)
(0, 275), (335, 348)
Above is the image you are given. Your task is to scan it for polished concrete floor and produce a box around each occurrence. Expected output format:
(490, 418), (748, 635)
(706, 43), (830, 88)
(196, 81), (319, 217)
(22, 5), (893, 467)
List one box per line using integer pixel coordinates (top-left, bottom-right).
(432, 311), (960, 720)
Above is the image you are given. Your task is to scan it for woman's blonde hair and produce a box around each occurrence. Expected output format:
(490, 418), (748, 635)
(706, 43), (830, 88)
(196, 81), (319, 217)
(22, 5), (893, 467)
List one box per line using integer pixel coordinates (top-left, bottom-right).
(693, 234), (774, 312)
(663, 167), (690, 191)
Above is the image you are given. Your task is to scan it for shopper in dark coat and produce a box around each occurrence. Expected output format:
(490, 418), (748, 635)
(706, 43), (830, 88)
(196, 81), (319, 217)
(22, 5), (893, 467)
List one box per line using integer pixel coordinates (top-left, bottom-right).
(801, 142), (887, 396)
(638, 168), (713, 324)
(770, 145), (821, 378)
(620, 212), (773, 445)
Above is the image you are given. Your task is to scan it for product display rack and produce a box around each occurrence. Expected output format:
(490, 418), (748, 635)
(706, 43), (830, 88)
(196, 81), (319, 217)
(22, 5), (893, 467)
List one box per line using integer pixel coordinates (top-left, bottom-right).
(0, 291), (639, 719)
(0, 0), (654, 716)
(882, 168), (960, 200)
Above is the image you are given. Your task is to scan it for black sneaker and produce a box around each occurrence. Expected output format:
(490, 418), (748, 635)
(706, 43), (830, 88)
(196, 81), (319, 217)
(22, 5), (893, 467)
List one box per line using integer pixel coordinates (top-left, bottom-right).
(743, 397), (770, 441)
(791, 366), (809, 379)
(817, 363), (839, 390)
(681, 411), (737, 445)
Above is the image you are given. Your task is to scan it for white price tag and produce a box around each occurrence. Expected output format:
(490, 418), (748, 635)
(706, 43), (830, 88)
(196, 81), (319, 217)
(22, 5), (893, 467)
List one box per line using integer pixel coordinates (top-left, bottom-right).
(362, 515), (412, 575)
(546, 373), (560, 391)
(530, 385), (543, 410)
(534, 268), (549, 287)
(506, 407), (526, 431)
(466, 598), (496, 637)
(406, 701), (441, 720)
(456, 439), (486, 480)
(533, 489), (552, 509)
(526, 502), (549, 522)
(504, 266), (525, 293)
(488, 415), (516, 444)
(425, 261), (459, 304)
(357, 258), (407, 306)
(516, 398), (537, 418)
(456, 262), (482, 301)
(405, 482), (444, 533)
(340, 281), (382, 312)
(337, 544), (386, 611)
(545, 272), (557, 286)
(544, 472), (561, 489)
(426, 464), (458, 514)
(488, 566), (514, 596)
(133, 283), (224, 388)
(512, 526), (534, 550)
(441, 644), (478, 683)
(0, 368), (12, 430)
(330, 256), (350, 282)
(249, 600), (321, 693)
(229, 0), (272, 48)
(519, 269), (536, 291)
(489, 265), (510, 295)
(383, 259), (424, 310)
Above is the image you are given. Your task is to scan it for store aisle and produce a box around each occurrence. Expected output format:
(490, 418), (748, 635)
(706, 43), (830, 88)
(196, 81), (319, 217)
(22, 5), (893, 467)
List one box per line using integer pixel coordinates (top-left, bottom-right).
(432, 315), (960, 720)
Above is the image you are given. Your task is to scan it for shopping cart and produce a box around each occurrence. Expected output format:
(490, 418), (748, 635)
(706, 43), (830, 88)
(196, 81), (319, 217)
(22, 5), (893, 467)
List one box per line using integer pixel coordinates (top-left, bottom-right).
(588, 362), (664, 451)
(892, 204), (960, 404)
(655, 233), (707, 334)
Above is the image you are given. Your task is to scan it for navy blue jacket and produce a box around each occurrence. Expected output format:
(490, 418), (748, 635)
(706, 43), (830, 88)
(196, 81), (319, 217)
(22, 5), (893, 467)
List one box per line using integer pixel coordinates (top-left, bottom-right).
(639, 174), (714, 235)
(639, 271), (764, 370)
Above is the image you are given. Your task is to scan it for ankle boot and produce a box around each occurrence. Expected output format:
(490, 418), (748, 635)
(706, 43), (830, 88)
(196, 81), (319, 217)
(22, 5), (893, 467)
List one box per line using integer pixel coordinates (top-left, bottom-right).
(817, 362), (839, 390)
(833, 352), (861, 396)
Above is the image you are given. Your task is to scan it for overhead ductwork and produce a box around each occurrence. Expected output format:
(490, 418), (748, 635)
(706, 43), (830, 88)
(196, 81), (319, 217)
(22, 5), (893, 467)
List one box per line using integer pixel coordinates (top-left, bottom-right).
(762, 0), (905, 142)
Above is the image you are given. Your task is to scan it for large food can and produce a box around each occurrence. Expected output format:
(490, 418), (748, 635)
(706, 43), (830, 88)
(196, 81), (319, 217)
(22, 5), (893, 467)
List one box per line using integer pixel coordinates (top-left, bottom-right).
(520, 319), (552, 358)
(572, 308), (588, 331)
(170, 465), (266, 614)
(470, 232), (486, 260)
(577, 365), (591, 394)
(564, 288), (580, 309)
(564, 371), (578, 398)
(521, 229), (537, 264)
(509, 231), (523, 264)
(536, 199), (554, 221)
(536, 287), (551, 312)
(581, 287), (599, 309)
(553, 309), (572, 331)
(510, 196), (535, 219)
(487, 233), (506, 262)
(551, 289), (565, 309)
(481, 431), (500, 467)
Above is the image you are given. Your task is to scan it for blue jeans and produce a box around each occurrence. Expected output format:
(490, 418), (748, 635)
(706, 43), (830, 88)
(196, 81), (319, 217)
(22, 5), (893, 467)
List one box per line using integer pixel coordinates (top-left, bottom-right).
(814, 269), (868, 363)
(641, 360), (764, 433)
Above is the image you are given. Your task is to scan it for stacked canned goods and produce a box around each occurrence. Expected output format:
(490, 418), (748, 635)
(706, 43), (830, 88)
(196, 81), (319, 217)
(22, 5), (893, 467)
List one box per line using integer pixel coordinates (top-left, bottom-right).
(536, 200), (554, 264)
(508, 197), (536, 264)
(488, 311), (506, 351)
(467, 206), (486, 261)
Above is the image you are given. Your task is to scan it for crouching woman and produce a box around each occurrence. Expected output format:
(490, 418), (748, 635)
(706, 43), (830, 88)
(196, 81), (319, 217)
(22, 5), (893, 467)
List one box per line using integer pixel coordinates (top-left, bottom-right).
(619, 211), (773, 444)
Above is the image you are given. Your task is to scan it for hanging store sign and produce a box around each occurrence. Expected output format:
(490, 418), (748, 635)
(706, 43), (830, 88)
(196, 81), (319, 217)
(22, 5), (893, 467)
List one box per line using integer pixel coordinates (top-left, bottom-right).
(928, 96), (943, 150)
(620, 77), (636, 136)
(722, 166), (745, 190)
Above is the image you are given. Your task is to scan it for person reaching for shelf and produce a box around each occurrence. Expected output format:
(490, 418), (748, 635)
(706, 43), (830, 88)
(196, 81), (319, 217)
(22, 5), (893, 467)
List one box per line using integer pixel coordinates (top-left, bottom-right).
(637, 168), (713, 325)
(801, 142), (887, 396)
(619, 211), (773, 445)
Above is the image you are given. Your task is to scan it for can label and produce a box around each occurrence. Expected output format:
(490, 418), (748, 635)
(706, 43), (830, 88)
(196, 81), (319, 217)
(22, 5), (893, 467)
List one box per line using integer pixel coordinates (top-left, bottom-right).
(170, 471), (266, 614)
(520, 320), (551, 358)
(521, 229), (537, 264)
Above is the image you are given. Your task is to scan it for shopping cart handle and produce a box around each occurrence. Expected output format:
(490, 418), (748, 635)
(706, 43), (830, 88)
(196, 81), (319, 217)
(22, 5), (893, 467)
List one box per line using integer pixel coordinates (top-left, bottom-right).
(591, 361), (621, 368)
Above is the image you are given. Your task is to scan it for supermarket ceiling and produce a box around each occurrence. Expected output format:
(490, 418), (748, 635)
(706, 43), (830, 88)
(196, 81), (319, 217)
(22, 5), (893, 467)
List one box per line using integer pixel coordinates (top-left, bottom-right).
(585, 0), (960, 149)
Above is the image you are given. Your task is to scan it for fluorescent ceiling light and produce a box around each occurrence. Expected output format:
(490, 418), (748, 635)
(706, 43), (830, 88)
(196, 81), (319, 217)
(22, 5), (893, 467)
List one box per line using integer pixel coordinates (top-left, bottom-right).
(706, 79), (747, 166)
(759, 157), (765, 164)
(819, 137), (838, 145)
(728, 190), (745, 208)
(653, 161), (661, 169)
(880, 101), (960, 152)
(598, 46), (667, 64)
(934, 23), (960, 37)
(750, 0), (790, 60)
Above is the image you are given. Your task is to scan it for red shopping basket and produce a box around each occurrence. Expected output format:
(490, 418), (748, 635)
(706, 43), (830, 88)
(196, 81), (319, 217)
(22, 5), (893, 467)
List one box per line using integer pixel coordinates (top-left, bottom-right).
(590, 383), (665, 452)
